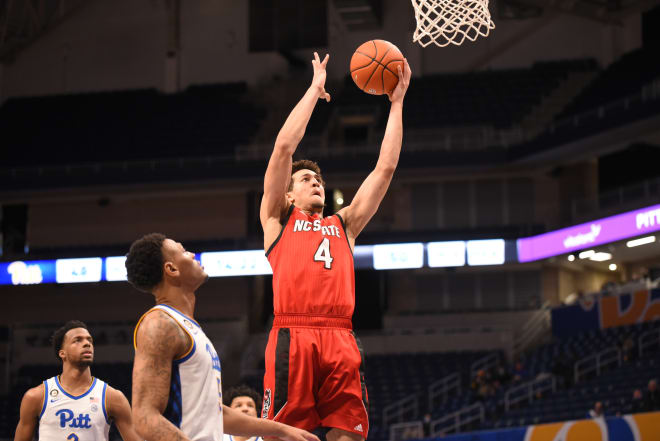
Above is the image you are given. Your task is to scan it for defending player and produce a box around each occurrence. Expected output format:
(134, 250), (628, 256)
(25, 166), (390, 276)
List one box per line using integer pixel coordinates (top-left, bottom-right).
(126, 233), (321, 441)
(223, 385), (263, 441)
(260, 52), (411, 441)
(14, 320), (141, 441)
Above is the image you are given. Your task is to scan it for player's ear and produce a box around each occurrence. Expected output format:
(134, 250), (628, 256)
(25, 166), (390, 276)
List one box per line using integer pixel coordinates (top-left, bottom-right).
(59, 349), (66, 361)
(285, 191), (295, 204)
(163, 261), (179, 278)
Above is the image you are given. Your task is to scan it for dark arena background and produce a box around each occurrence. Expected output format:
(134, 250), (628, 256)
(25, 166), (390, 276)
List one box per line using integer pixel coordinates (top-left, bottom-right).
(2, 0), (660, 440)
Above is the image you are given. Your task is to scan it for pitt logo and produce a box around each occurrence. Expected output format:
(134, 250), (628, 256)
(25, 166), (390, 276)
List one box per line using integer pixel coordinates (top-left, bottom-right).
(55, 409), (92, 428)
(293, 219), (341, 238)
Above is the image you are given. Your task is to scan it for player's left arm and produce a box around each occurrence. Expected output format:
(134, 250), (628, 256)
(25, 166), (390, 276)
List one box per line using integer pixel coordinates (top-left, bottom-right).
(222, 405), (320, 441)
(338, 59), (411, 244)
(105, 386), (142, 441)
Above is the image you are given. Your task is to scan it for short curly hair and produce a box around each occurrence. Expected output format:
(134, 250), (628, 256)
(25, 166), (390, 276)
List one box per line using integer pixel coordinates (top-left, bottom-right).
(51, 320), (89, 362)
(125, 233), (166, 293)
(288, 159), (323, 191)
(223, 384), (262, 414)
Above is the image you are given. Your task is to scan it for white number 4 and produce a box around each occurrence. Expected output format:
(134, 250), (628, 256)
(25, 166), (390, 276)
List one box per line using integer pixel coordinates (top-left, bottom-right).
(314, 238), (333, 269)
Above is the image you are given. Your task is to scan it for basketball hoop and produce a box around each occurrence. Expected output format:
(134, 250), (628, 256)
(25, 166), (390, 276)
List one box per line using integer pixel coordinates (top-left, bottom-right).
(411, 0), (495, 48)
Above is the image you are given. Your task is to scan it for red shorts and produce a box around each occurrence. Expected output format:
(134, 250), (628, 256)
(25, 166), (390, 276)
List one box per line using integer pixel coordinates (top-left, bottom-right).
(262, 315), (369, 438)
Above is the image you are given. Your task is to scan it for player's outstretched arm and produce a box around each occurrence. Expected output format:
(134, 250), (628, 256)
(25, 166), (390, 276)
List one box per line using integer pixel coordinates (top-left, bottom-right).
(261, 53), (331, 246)
(222, 405), (320, 441)
(132, 311), (192, 441)
(106, 386), (143, 441)
(338, 59), (412, 244)
(13, 385), (43, 441)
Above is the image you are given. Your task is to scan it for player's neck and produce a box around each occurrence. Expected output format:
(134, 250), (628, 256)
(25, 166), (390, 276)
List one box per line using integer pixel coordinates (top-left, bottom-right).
(298, 205), (324, 218)
(154, 287), (196, 319)
(59, 365), (93, 392)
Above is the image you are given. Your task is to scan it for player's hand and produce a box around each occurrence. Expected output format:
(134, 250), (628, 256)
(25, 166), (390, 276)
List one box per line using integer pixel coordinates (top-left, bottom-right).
(311, 52), (331, 103)
(277, 426), (321, 441)
(387, 58), (411, 104)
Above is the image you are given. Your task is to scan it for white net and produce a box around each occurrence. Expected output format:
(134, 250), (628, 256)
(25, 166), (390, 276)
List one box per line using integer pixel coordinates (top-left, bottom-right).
(411, 0), (495, 48)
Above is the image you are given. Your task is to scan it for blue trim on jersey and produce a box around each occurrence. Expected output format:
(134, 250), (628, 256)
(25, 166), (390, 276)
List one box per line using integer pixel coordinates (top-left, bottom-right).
(174, 338), (196, 364)
(101, 381), (110, 424)
(158, 304), (201, 328)
(164, 363), (183, 427)
(39, 380), (48, 419)
(55, 376), (98, 400)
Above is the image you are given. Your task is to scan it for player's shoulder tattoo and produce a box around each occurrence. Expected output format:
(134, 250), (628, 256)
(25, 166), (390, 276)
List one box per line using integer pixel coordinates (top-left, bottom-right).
(137, 310), (189, 357)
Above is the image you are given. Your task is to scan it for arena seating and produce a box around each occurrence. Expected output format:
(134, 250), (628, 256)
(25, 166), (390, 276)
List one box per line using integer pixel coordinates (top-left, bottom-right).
(513, 47), (660, 157)
(391, 59), (596, 130)
(431, 320), (660, 436)
(482, 320), (660, 428)
(2, 319), (658, 440)
(488, 354), (660, 429)
(0, 59), (598, 169)
(365, 351), (494, 441)
(1, 351), (492, 440)
(0, 83), (265, 167)
(558, 47), (660, 119)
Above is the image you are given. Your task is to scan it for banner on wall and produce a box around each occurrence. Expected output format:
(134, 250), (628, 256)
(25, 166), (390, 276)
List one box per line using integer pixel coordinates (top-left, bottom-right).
(551, 288), (660, 338)
(517, 203), (660, 262)
(434, 411), (660, 441)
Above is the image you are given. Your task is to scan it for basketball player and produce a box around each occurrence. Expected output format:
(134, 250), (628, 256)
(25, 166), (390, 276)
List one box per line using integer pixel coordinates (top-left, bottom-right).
(260, 52), (411, 441)
(223, 385), (263, 441)
(13, 320), (141, 441)
(126, 233), (321, 441)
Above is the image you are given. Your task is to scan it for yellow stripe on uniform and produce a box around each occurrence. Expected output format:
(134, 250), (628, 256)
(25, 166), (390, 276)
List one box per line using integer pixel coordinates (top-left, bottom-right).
(133, 307), (195, 360)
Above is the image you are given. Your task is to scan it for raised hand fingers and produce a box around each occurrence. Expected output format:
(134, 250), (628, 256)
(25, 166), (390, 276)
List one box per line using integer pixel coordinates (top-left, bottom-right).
(314, 51), (320, 63)
(403, 58), (412, 80)
(321, 53), (329, 68)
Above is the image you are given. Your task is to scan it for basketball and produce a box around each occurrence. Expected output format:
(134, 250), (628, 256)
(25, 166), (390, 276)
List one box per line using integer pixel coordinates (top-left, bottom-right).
(350, 39), (404, 95)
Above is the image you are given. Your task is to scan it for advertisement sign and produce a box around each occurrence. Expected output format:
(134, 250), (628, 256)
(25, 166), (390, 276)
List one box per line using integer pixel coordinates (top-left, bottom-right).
(55, 258), (103, 284)
(436, 411), (660, 441)
(427, 241), (466, 267)
(517, 204), (660, 262)
(467, 239), (505, 266)
(372, 243), (424, 270)
(0, 260), (55, 285)
(200, 250), (272, 277)
(105, 256), (128, 282)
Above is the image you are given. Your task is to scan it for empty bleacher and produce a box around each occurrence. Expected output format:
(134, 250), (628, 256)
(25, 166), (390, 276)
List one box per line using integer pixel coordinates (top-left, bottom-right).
(0, 83), (265, 167)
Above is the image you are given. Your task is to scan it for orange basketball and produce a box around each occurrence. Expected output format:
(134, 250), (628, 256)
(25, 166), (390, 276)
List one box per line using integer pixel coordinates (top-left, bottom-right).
(350, 39), (404, 95)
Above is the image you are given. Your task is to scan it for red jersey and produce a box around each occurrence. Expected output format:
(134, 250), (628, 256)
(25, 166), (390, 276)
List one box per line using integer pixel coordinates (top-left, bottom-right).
(266, 205), (355, 320)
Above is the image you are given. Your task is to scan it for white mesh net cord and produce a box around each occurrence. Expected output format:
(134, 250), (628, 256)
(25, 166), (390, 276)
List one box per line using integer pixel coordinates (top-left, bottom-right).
(411, 0), (495, 47)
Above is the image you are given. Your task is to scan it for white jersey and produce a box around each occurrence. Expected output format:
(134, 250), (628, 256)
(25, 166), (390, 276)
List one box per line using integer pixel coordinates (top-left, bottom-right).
(135, 304), (223, 441)
(224, 434), (263, 441)
(39, 376), (111, 441)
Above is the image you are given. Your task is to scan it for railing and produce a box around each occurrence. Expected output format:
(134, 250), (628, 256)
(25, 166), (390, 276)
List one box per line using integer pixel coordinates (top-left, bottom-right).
(383, 394), (419, 427)
(639, 328), (660, 358)
(389, 421), (424, 441)
(470, 352), (499, 378)
(513, 302), (551, 358)
(4, 75), (659, 190)
(571, 176), (660, 220)
(574, 347), (621, 384)
(428, 372), (461, 411)
(430, 402), (485, 436)
(504, 375), (556, 411)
